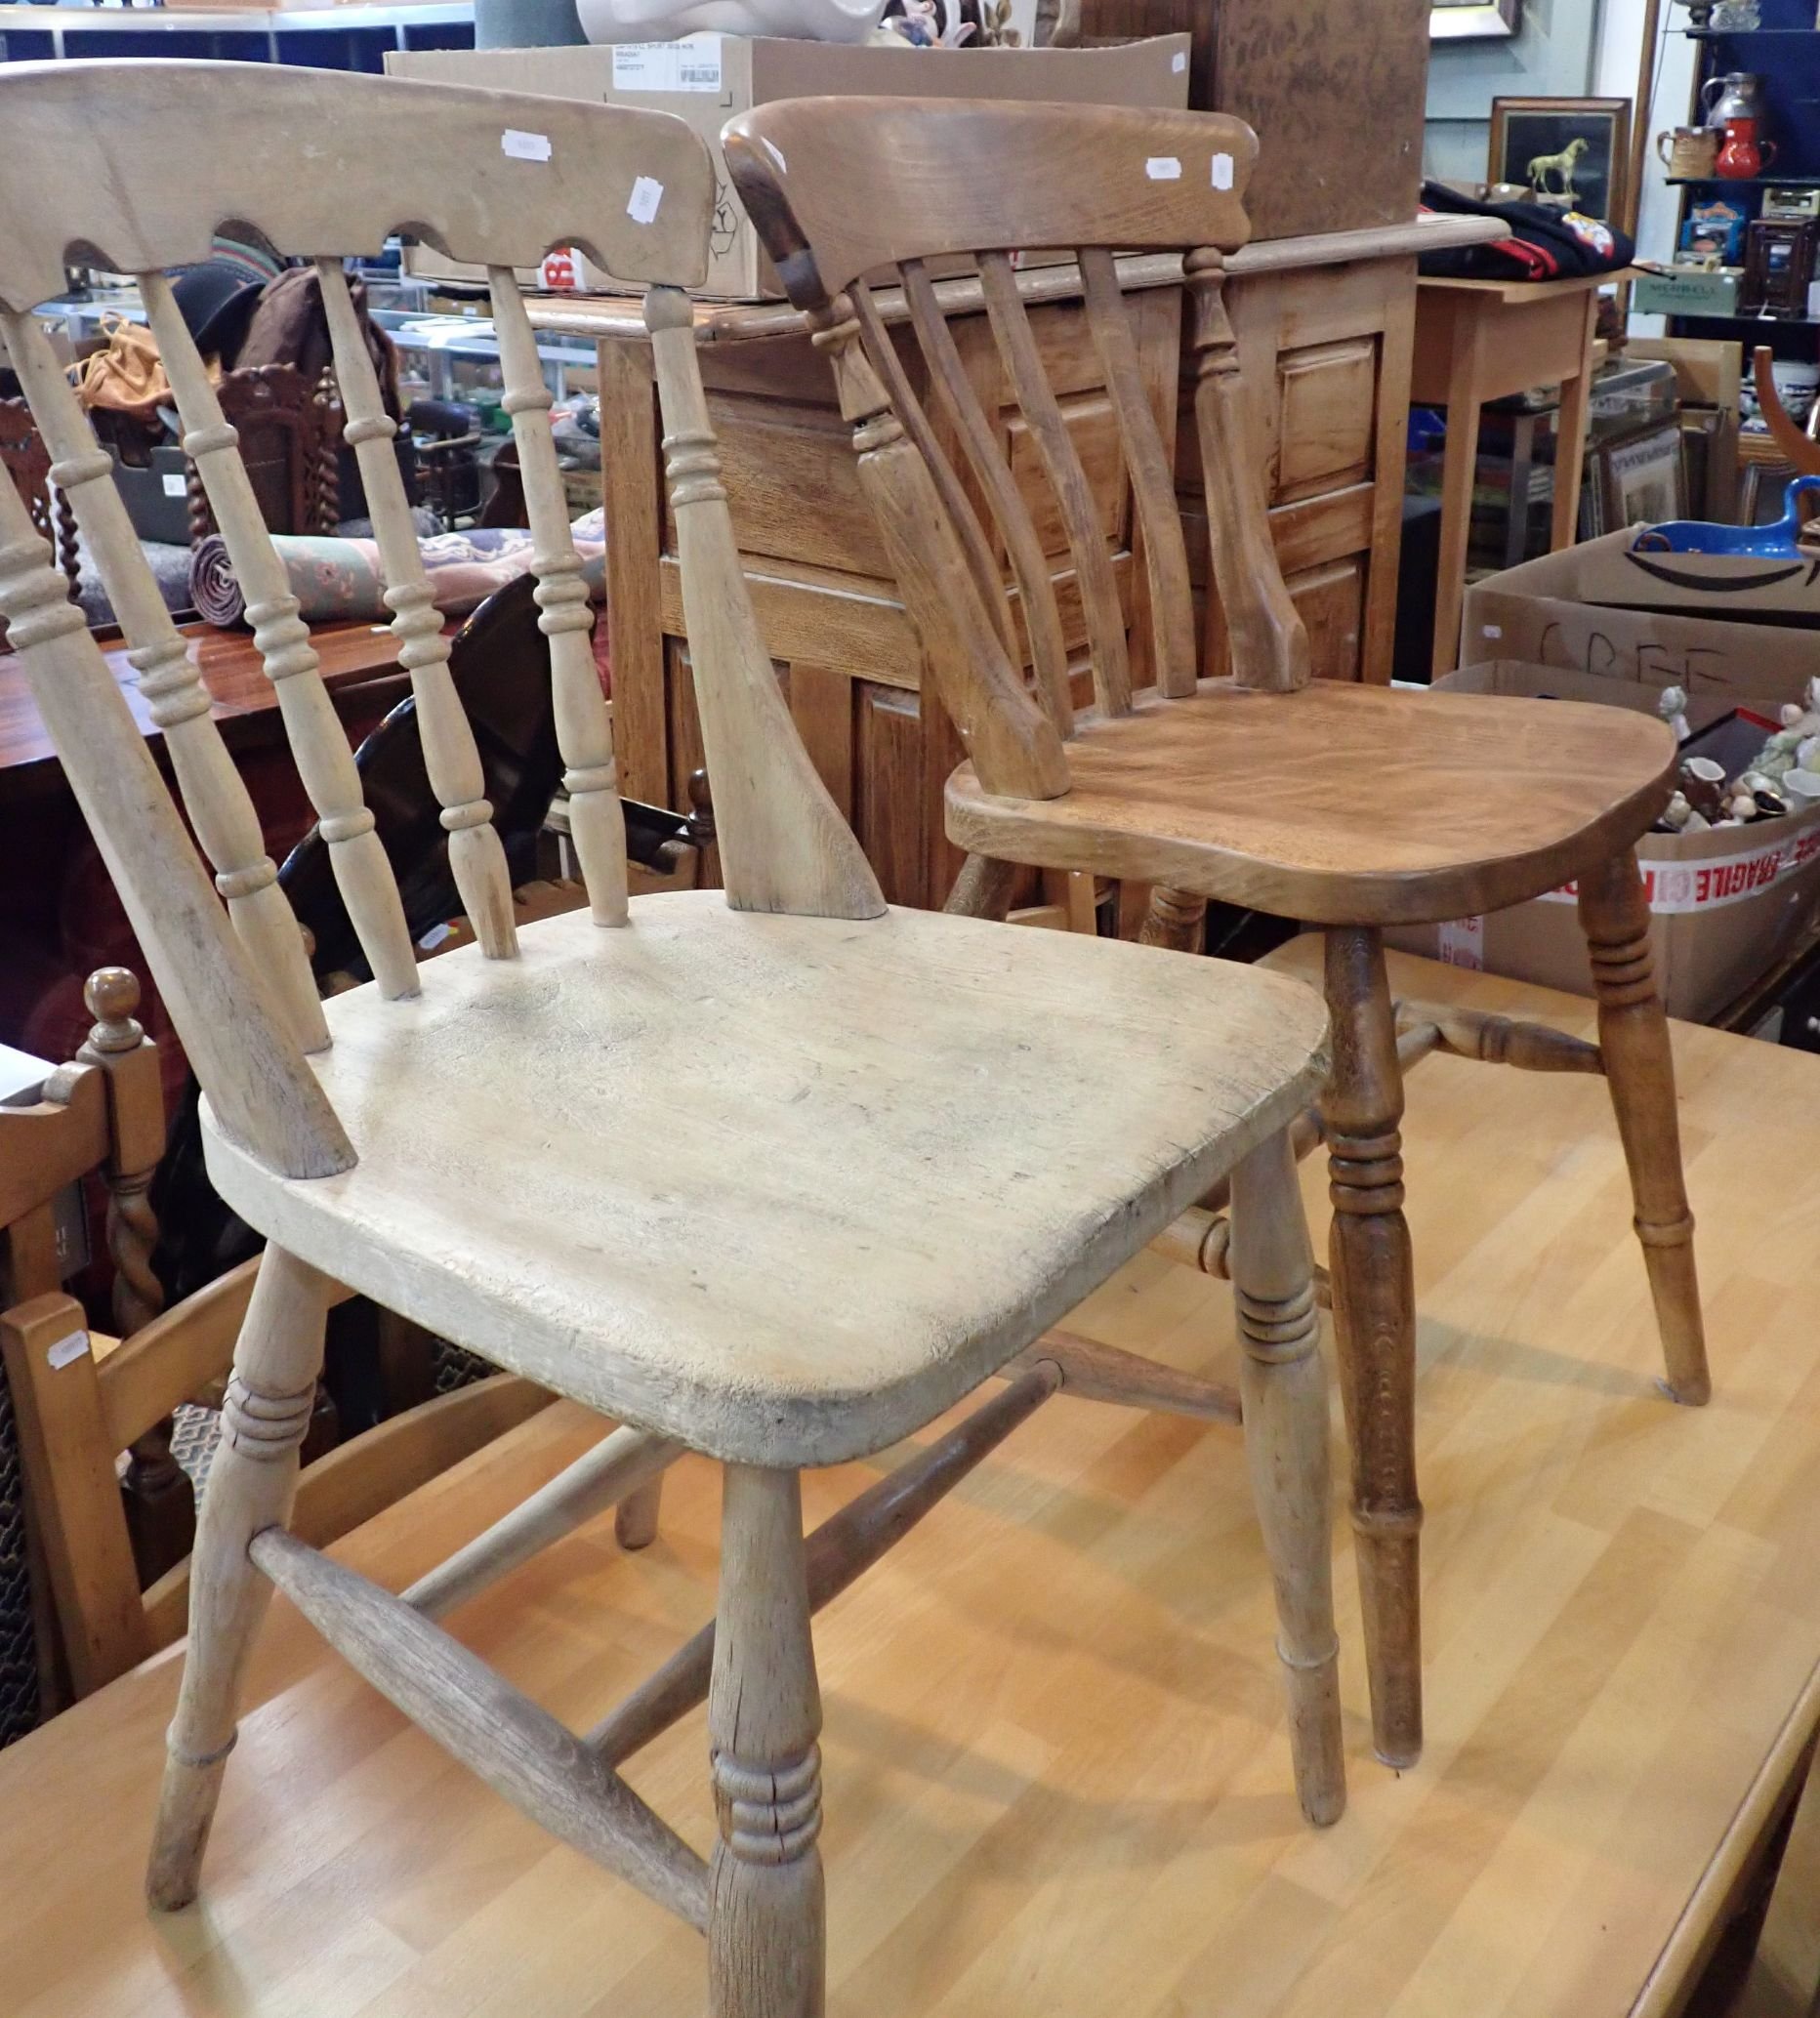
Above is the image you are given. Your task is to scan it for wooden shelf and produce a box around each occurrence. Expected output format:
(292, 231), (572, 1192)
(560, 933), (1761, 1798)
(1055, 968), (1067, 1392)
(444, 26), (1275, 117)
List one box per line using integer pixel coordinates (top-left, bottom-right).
(1667, 173), (1820, 186)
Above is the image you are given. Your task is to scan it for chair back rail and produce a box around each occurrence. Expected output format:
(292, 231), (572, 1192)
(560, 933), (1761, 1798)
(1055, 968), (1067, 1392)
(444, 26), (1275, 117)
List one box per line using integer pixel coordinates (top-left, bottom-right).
(0, 62), (878, 1188)
(724, 97), (1312, 800)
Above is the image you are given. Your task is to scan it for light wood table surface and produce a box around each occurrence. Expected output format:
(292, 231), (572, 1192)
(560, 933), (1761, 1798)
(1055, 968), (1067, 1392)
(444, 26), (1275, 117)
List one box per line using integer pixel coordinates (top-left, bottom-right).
(1412, 269), (1624, 678)
(0, 943), (1812, 2018)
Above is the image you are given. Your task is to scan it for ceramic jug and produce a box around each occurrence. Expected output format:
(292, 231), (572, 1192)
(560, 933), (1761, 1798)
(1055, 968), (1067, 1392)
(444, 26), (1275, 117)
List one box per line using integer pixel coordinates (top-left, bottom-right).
(1716, 117), (1776, 179)
(1702, 71), (1766, 131)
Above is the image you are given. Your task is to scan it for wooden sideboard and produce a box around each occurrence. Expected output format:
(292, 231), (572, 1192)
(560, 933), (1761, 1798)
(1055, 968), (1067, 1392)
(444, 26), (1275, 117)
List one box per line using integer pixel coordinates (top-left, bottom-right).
(531, 214), (1496, 911)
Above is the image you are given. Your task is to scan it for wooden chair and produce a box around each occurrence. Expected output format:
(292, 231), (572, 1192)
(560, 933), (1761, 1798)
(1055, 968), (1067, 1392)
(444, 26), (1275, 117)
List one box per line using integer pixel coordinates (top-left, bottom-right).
(0, 63), (1344, 2009)
(724, 98), (1710, 1774)
(0, 394), (77, 649)
(186, 361), (343, 548)
(0, 966), (552, 1712)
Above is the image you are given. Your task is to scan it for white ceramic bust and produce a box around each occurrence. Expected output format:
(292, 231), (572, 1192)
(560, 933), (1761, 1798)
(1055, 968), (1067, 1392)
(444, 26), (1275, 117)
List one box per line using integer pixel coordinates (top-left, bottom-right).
(578, 0), (885, 41)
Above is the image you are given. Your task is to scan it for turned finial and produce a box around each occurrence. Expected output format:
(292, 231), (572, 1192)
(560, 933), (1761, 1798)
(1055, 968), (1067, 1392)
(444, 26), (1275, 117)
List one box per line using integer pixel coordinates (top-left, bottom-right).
(84, 966), (144, 1054)
(685, 766), (717, 846)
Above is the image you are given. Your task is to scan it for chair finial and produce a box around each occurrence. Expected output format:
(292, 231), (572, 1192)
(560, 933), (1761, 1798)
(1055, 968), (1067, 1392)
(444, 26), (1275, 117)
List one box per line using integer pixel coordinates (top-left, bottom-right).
(84, 966), (144, 1053)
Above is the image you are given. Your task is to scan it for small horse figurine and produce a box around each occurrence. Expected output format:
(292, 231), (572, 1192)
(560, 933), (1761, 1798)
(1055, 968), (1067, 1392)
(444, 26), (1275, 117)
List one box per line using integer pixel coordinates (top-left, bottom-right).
(1527, 135), (1591, 201)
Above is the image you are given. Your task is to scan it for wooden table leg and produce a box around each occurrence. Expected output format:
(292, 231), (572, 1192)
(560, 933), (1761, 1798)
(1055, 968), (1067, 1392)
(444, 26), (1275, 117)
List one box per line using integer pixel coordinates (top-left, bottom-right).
(1550, 291), (1598, 552)
(1431, 306), (1486, 680)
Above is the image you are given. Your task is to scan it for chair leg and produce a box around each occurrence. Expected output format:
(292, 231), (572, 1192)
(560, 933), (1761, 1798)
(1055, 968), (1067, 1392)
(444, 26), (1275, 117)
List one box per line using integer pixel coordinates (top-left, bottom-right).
(1577, 848), (1711, 1406)
(1229, 1127), (1344, 1827)
(1321, 927), (1423, 1770)
(615, 1474), (665, 1551)
(145, 1244), (332, 1911)
(709, 1464), (825, 2018)
(1138, 885), (1208, 953)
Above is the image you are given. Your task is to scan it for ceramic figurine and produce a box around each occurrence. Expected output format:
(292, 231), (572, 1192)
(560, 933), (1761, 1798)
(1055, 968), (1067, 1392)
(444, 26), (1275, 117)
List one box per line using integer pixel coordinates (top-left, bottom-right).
(1657, 789), (1696, 834)
(1658, 684), (1692, 742)
(879, 0), (973, 44)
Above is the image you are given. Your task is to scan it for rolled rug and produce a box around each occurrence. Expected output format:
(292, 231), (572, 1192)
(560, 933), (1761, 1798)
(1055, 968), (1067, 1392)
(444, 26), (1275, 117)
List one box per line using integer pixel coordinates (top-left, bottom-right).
(188, 509), (607, 631)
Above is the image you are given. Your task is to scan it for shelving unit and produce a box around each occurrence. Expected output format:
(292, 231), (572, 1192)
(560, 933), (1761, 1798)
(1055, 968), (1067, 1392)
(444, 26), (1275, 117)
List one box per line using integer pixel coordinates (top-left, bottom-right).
(0, 1), (474, 68)
(1656, 1), (1820, 356)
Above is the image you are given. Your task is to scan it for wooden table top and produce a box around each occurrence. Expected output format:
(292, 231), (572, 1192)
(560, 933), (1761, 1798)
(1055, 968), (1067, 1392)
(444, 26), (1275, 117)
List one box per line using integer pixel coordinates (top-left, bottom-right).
(0, 945), (1811, 2017)
(528, 215), (1504, 348)
(1418, 267), (1637, 306)
(0, 618), (407, 779)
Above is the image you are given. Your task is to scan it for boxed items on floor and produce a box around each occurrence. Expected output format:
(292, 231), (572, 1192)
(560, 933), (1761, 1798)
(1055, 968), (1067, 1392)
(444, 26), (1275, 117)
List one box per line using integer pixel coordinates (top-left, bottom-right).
(387, 35), (1192, 299)
(1387, 661), (1820, 1020)
(1459, 528), (1820, 699)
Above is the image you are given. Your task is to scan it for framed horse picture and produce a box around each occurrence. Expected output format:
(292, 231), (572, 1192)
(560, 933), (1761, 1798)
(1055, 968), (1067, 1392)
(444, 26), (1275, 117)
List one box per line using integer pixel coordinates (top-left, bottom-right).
(1489, 97), (1632, 225)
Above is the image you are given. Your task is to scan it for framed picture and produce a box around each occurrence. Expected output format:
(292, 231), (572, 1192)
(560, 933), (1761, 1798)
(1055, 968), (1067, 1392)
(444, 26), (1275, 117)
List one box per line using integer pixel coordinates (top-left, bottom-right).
(1431, 0), (1521, 38)
(1601, 424), (1685, 532)
(1488, 97), (1632, 224)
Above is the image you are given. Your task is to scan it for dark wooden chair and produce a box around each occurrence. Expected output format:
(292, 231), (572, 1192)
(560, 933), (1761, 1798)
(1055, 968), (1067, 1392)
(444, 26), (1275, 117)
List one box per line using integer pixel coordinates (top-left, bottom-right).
(185, 361), (341, 546)
(725, 97), (1711, 1773)
(0, 966), (553, 1720)
(0, 396), (78, 648)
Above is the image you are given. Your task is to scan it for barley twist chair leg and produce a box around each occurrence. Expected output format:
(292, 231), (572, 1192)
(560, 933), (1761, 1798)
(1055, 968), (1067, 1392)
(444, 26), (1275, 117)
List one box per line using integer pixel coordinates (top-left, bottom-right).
(146, 1245), (333, 1911)
(1230, 1127), (1345, 1826)
(1321, 927), (1424, 1770)
(709, 1464), (825, 2018)
(615, 1474), (665, 1551)
(1577, 848), (1711, 1406)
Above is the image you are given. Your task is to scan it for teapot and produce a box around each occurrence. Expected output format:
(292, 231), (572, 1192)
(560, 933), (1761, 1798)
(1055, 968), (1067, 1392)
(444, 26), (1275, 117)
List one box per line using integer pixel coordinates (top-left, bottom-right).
(1702, 71), (1766, 132)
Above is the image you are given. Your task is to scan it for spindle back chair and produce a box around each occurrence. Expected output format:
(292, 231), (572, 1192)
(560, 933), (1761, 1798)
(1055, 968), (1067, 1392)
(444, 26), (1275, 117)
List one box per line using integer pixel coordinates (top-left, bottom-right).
(0, 64), (1347, 2012)
(727, 96), (1711, 1777)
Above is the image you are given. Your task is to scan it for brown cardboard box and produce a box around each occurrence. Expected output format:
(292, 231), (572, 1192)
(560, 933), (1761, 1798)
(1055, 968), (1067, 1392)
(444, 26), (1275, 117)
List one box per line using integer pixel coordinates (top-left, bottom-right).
(386, 36), (1192, 300)
(1460, 530), (1820, 704)
(1385, 662), (1820, 1023)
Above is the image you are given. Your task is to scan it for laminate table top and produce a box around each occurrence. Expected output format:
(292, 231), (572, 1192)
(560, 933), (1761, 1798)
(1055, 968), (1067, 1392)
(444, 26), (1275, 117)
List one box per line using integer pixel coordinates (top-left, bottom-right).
(0, 946), (1812, 2017)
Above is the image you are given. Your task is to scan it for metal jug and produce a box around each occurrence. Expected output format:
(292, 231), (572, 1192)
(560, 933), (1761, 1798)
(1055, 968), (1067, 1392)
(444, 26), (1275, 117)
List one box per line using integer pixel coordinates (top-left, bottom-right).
(1702, 71), (1766, 132)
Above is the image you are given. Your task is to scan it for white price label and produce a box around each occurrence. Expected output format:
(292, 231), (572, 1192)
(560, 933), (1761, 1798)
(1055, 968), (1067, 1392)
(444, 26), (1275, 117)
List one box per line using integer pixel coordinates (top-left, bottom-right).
(1145, 156), (1182, 182)
(501, 128), (553, 163)
(612, 36), (724, 92)
(47, 1330), (91, 1371)
(1212, 152), (1235, 191)
(161, 473), (186, 498)
(627, 176), (665, 226)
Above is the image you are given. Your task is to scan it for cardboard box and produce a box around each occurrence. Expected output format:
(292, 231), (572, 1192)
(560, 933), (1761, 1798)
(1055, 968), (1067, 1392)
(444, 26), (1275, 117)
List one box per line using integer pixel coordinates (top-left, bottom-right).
(1631, 267), (1743, 318)
(1461, 529), (1820, 704)
(1386, 663), (1820, 1022)
(386, 36), (1191, 300)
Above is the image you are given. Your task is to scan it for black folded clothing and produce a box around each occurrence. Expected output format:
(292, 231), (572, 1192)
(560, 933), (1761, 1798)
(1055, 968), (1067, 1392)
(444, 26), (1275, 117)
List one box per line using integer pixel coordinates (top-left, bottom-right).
(1418, 181), (1634, 282)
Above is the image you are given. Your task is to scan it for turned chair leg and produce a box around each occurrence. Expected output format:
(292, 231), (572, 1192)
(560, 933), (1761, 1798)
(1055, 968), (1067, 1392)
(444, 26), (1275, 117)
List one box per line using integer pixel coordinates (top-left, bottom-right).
(1578, 849), (1711, 1406)
(146, 1245), (333, 1910)
(1229, 1128), (1344, 1826)
(709, 1464), (825, 2018)
(616, 1474), (665, 1551)
(1138, 885), (1209, 954)
(1321, 927), (1423, 1770)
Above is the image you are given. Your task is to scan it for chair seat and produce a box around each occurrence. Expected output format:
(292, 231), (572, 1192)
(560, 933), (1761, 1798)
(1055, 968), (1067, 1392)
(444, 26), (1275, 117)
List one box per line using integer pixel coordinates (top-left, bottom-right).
(946, 680), (1679, 927)
(201, 893), (1327, 1467)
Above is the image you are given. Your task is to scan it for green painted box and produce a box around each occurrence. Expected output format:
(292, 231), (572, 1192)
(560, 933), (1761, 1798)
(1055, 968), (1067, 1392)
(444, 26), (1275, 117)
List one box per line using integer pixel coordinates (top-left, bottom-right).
(1632, 267), (1743, 317)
